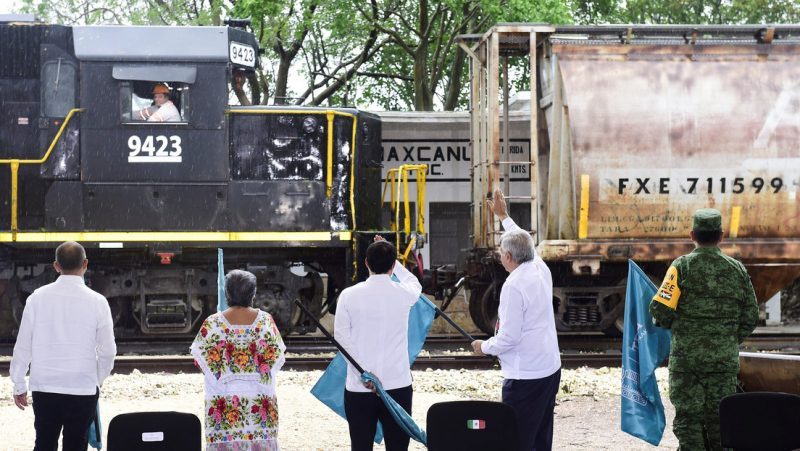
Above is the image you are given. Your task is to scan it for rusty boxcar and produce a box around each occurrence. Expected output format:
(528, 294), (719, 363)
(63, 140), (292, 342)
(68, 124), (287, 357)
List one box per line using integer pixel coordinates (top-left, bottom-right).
(457, 24), (800, 335)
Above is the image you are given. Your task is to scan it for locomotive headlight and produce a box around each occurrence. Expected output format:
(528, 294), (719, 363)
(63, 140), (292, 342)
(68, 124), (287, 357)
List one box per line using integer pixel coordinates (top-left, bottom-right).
(302, 116), (317, 134)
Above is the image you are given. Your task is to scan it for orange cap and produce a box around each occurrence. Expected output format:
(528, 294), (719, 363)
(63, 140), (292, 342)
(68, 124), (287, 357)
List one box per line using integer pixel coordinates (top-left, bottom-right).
(152, 83), (170, 95)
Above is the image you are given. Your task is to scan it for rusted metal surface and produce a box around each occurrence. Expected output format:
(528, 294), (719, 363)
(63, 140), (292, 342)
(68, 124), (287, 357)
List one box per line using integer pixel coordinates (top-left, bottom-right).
(529, 31), (542, 240)
(538, 238), (800, 301)
(459, 25), (800, 331)
(554, 43), (800, 241)
(538, 238), (800, 262)
(739, 352), (800, 395)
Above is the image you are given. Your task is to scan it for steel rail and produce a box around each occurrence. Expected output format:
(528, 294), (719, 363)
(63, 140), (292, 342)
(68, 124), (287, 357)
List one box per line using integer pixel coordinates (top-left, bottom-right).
(0, 353), (623, 374)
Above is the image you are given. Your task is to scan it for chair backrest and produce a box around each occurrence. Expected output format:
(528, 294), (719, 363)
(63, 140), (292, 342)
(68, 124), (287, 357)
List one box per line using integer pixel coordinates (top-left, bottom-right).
(107, 411), (201, 451)
(719, 392), (800, 451)
(426, 400), (518, 451)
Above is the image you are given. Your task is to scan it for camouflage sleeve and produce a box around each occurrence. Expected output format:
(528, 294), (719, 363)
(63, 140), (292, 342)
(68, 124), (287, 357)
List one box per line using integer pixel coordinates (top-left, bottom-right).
(649, 259), (681, 329)
(649, 301), (676, 329)
(737, 263), (759, 343)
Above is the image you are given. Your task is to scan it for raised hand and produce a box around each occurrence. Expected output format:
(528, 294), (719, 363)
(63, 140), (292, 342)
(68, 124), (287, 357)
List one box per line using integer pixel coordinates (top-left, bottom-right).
(486, 188), (508, 220)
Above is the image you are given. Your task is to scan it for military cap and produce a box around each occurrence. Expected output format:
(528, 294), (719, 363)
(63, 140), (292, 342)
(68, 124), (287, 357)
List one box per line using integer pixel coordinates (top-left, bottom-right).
(692, 208), (722, 232)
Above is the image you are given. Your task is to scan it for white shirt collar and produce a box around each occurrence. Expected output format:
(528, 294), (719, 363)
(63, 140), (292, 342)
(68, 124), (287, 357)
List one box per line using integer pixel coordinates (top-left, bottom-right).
(57, 275), (86, 284)
(366, 274), (392, 284)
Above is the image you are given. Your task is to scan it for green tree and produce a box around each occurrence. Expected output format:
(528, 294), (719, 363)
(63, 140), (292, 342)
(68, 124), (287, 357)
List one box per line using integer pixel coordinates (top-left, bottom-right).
(356, 0), (570, 111)
(19, 0), (227, 25)
(568, 0), (800, 24)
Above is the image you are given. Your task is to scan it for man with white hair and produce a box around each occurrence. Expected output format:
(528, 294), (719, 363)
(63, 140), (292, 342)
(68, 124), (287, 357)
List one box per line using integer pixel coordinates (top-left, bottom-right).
(471, 189), (561, 451)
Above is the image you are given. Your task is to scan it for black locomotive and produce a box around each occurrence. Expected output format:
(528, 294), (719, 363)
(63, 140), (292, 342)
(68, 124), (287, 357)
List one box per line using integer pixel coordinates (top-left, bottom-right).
(0, 19), (384, 337)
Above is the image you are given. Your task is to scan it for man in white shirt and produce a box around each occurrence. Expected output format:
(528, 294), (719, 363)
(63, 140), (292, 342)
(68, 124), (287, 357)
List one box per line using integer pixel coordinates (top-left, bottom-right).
(334, 236), (422, 451)
(471, 189), (561, 451)
(10, 241), (116, 451)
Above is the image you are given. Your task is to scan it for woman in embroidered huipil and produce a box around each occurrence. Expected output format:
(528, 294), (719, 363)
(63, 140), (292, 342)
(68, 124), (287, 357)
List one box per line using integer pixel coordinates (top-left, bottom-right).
(191, 270), (286, 451)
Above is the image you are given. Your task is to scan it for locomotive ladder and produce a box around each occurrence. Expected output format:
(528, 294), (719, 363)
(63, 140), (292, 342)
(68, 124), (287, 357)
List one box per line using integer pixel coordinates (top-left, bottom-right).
(381, 164), (428, 264)
(459, 26), (554, 249)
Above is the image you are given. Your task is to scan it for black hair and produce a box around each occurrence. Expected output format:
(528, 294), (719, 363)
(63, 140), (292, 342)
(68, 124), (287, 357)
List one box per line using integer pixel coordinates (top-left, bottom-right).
(225, 270), (257, 307)
(55, 241), (86, 272)
(694, 230), (723, 245)
(366, 241), (396, 274)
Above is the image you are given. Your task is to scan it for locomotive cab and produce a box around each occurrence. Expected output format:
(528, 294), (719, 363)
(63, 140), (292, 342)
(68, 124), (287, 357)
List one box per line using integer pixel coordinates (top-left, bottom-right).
(68, 25), (257, 232)
(0, 21), (384, 338)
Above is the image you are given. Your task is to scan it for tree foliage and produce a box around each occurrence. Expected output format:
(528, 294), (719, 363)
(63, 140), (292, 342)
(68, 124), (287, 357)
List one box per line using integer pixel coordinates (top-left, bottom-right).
(355, 0), (570, 111)
(15, 0), (800, 110)
(569, 0), (800, 24)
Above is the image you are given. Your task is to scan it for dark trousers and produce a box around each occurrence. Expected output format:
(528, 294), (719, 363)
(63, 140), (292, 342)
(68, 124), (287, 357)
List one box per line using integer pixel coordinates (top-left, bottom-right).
(502, 369), (561, 451)
(32, 389), (99, 451)
(344, 385), (413, 451)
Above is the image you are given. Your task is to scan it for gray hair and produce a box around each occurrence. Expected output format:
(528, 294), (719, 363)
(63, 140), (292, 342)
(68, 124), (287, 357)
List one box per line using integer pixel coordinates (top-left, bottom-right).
(500, 229), (535, 264)
(225, 270), (257, 308)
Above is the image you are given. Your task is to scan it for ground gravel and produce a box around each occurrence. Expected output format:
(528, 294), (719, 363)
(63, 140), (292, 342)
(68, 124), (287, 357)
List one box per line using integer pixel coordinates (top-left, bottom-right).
(1, 367), (678, 450)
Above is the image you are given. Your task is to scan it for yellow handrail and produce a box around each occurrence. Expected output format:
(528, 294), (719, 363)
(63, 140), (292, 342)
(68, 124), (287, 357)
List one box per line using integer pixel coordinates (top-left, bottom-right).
(1, 108), (84, 238)
(326, 111), (335, 197)
(227, 109), (356, 120)
(225, 108), (358, 228)
(349, 116), (358, 230)
(382, 169), (398, 231)
(0, 108), (84, 164)
(381, 164), (427, 261)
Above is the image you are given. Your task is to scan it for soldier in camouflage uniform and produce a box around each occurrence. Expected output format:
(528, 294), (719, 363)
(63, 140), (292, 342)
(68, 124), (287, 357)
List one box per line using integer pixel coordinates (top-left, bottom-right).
(649, 208), (759, 451)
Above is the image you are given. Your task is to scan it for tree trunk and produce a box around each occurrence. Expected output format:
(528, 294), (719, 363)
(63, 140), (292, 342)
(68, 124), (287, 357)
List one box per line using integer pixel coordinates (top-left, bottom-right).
(273, 55), (292, 104)
(210, 0), (221, 26)
(413, 49), (433, 111)
(413, 0), (432, 111)
(443, 49), (466, 110)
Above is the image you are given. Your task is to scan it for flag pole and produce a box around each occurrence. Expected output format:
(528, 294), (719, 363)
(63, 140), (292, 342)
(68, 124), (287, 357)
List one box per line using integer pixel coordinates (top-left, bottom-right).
(294, 299), (367, 375)
(433, 306), (476, 342)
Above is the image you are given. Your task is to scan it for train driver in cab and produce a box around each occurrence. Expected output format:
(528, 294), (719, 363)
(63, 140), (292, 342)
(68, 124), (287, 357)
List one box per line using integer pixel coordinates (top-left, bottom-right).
(135, 83), (181, 122)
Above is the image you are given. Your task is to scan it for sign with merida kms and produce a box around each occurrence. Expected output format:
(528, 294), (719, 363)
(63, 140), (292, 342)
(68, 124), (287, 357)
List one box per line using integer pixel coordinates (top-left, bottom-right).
(382, 139), (531, 182)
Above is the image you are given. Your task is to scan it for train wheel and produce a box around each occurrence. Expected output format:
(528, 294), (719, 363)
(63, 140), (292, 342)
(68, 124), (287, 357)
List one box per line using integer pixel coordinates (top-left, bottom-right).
(600, 285), (626, 337)
(601, 313), (624, 337)
(293, 272), (324, 334)
(468, 282), (500, 335)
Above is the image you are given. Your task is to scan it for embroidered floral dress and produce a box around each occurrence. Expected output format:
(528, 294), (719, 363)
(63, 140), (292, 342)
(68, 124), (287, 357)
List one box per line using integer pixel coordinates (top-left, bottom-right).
(191, 311), (286, 451)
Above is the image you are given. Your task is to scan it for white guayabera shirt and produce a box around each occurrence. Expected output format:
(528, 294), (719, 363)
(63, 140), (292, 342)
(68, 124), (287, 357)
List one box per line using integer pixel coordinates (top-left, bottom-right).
(481, 217), (561, 380)
(10, 275), (116, 396)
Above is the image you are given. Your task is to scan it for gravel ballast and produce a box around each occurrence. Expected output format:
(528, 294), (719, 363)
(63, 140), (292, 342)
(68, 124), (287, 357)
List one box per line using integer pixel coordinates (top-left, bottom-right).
(1, 367), (678, 450)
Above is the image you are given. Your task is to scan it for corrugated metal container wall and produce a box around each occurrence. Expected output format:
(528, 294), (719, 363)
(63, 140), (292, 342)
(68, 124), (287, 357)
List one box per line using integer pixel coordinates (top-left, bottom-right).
(550, 42), (800, 240)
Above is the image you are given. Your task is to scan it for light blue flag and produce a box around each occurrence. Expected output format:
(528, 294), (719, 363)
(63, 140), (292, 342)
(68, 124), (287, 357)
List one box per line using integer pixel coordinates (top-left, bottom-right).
(311, 277), (437, 444)
(217, 248), (227, 312)
(87, 402), (101, 449)
(362, 372), (427, 445)
(621, 259), (672, 445)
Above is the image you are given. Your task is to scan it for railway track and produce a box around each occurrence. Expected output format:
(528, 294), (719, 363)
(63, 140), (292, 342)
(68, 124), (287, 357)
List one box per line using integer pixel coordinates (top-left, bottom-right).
(1, 333), (798, 357)
(0, 352), (621, 374)
(1, 333), (797, 374)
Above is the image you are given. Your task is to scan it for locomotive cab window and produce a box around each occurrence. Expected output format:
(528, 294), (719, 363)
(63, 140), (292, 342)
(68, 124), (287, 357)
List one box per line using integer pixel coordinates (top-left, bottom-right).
(120, 81), (189, 123)
(113, 64), (197, 124)
(41, 60), (77, 117)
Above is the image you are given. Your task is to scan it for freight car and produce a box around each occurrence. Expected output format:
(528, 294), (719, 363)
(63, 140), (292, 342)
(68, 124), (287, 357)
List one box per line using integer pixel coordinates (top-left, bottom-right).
(0, 19), (385, 337)
(450, 24), (800, 335)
